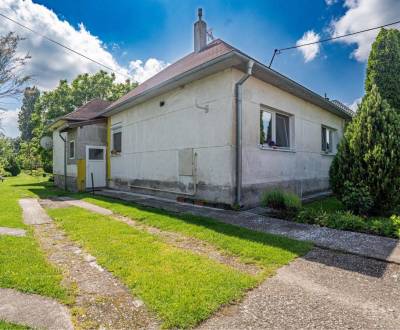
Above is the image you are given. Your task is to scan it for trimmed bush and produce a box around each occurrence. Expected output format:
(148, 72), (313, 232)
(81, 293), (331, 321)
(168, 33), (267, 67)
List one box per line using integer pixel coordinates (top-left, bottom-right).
(4, 157), (21, 177)
(261, 189), (301, 215)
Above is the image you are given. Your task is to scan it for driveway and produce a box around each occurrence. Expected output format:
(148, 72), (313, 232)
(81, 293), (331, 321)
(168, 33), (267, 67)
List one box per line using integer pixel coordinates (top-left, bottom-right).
(198, 247), (400, 329)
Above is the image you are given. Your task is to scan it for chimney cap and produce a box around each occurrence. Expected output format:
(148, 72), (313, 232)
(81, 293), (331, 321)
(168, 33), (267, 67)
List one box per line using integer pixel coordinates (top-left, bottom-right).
(198, 8), (203, 20)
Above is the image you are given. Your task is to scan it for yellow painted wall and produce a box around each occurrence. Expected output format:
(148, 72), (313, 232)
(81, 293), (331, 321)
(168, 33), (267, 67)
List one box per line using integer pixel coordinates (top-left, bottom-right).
(76, 159), (86, 191)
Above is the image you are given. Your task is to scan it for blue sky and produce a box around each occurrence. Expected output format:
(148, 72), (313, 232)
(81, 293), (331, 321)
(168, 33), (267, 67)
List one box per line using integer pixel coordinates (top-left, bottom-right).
(1, 0), (399, 137)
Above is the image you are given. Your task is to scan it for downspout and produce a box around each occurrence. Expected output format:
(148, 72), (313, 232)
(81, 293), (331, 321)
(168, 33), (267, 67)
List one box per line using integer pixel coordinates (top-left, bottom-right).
(58, 131), (67, 191)
(235, 60), (254, 207)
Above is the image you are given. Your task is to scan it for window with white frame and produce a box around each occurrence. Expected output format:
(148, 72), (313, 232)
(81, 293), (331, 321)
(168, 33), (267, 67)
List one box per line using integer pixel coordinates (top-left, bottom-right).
(321, 126), (336, 153)
(111, 127), (122, 154)
(69, 140), (75, 159)
(260, 108), (292, 149)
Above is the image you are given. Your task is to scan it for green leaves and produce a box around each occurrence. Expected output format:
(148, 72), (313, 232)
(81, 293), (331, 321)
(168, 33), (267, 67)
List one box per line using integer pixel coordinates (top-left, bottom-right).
(331, 85), (400, 215)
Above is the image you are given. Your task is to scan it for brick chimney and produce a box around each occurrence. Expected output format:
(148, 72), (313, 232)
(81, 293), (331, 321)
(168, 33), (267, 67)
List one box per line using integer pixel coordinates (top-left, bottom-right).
(194, 8), (207, 52)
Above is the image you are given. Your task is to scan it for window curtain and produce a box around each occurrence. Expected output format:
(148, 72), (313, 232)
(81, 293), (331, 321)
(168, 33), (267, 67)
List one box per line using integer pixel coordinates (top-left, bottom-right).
(276, 114), (289, 147)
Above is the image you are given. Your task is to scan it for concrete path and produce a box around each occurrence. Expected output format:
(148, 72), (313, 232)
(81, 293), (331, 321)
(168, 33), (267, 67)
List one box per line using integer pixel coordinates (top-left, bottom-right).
(198, 248), (400, 329)
(19, 198), (159, 330)
(58, 196), (113, 215)
(0, 288), (73, 330)
(0, 227), (26, 237)
(95, 189), (400, 264)
(19, 198), (52, 225)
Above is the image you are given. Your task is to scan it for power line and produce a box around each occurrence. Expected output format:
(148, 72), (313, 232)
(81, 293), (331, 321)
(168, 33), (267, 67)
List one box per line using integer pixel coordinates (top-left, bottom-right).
(269, 19), (400, 67)
(0, 12), (133, 80)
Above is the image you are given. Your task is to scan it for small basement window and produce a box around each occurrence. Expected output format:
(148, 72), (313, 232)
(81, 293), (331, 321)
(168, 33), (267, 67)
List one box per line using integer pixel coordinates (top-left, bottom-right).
(321, 126), (335, 153)
(112, 128), (122, 154)
(69, 140), (75, 159)
(260, 108), (292, 149)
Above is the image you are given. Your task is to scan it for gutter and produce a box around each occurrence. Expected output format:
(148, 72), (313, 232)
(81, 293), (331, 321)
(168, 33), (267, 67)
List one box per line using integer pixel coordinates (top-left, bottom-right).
(235, 60), (254, 207)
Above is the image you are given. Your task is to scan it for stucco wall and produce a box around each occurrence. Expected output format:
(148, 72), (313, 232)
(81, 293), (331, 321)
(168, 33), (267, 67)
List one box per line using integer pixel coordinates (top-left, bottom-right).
(109, 69), (236, 204)
(53, 129), (77, 177)
(234, 68), (346, 206)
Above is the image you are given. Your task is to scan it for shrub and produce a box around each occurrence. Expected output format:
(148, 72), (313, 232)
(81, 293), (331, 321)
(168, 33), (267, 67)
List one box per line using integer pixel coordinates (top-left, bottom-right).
(4, 157), (21, 176)
(295, 208), (400, 238)
(261, 189), (301, 215)
(330, 85), (400, 215)
(341, 182), (373, 215)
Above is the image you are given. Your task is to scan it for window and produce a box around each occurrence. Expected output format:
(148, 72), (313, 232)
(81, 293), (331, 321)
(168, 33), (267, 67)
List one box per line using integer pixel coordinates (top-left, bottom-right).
(321, 126), (335, 153)
(112, 128), (122, 154)
(88, 148), (104, 160)
(69, 140), (75, 159)
(260, 109), (292, 149)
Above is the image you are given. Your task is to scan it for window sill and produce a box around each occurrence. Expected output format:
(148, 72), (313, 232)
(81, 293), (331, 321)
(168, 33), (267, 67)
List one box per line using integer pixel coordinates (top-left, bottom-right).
(111, 152), (122, 157)
(321, 152), (336, 157)
(258, 145), (296, 153)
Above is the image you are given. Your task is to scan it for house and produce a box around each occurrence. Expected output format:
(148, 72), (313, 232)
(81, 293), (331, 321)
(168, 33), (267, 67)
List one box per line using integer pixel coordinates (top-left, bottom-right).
(49, 99), (111, 191)
(51, 10), (352, 207)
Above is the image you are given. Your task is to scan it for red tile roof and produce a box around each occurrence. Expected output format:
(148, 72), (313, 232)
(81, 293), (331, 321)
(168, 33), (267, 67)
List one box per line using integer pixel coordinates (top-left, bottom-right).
(64, 99), (112, 121)
(107, 39), (234, 109)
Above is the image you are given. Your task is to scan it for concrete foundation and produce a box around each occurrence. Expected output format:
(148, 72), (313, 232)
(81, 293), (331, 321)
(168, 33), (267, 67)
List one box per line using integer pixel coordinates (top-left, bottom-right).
(54, 174), (78, 192)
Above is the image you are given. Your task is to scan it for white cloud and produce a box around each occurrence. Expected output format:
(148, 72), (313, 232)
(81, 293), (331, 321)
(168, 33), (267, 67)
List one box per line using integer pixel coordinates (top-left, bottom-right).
(0, 109), (20, 138)
(330, 0), (400, 61)
(347, 97), (362, 112)
(129, 58), (169, 83)
(296, 30), (321, 62)
(0, 0), (168, 137)
(325, 0), (338, 5)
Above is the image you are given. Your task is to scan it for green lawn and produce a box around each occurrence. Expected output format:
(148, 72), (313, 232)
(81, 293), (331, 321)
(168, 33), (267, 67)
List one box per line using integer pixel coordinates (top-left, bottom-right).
(82, 195), (311, 272)
(48, 207), (257, 328)
(0, 320), (30, 330)
(303, 196), (345, 213)
(0, 174), (70, 302)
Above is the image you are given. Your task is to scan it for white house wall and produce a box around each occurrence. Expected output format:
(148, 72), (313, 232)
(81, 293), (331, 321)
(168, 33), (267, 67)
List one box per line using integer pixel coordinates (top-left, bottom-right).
(109, 69), (236, 203)
(234, 68), (346, 205)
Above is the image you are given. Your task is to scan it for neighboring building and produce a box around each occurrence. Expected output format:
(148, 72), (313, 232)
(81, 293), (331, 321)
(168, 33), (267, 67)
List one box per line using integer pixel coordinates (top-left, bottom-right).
(49, 99), (111, 191)
(50, 10), (353, 207)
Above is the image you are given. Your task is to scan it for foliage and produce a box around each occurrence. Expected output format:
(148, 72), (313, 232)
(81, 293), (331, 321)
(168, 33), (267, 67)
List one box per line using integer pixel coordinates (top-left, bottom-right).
(330, 85), (400, 215)
(30, 70), (136, 171)
(261, 189), (302, 215)
(365, 28), (400, 110)
(341, 181), (373, 216)
(0, 134), (20, 176)
(0, 33), (30, 104)
(18, 86), (40, 140)
(17, 140), (42, 172)
(300, 197), (400, 238)
(3, 155), (20, 176)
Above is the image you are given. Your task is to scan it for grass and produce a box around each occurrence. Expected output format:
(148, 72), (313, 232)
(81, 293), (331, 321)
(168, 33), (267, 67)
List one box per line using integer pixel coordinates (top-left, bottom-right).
(303, 196), (345, 213)
(81, 195), (311, 271)
(300, 196), (400, 238)
(0, 321), (30, 330)
(0, 174), (70, 302)
(48, 207), (257, 328)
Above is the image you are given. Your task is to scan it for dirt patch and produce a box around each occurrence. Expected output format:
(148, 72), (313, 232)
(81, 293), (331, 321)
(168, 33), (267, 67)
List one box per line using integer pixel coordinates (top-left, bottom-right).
(113, 214), (262, 276)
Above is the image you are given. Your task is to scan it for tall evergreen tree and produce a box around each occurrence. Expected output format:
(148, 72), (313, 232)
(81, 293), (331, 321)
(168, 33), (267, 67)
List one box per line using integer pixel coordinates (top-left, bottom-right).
(18, 86), (40, 140)
(330, 85), (400, 215)
(365, 28), (400, 110)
